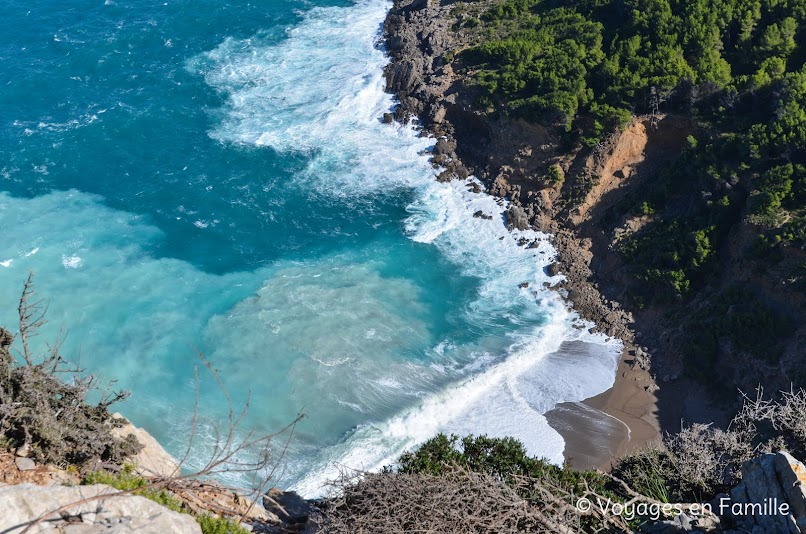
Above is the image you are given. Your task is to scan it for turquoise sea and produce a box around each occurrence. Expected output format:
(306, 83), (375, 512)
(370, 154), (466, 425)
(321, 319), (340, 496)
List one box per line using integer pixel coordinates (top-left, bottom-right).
(0, 0), (620, 495)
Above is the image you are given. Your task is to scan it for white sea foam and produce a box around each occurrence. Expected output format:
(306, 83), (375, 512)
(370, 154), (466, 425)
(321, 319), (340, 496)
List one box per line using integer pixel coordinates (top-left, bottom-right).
(61, 254), (82, 269)
(0, 0), (621, 500)
(193, 0), (622, 497)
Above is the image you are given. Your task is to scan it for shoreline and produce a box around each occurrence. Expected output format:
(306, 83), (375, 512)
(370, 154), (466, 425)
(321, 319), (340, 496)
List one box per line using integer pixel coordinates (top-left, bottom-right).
(381, 0), (662, 468)
(545, 344), (661, 470)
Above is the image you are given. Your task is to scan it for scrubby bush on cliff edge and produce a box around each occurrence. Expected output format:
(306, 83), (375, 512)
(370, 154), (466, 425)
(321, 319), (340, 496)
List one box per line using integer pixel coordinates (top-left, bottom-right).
(0, 273), (141, 467)
(615, 387), (806, 503)
(320, 387), (806, 533)
(321, 435), (638, 533)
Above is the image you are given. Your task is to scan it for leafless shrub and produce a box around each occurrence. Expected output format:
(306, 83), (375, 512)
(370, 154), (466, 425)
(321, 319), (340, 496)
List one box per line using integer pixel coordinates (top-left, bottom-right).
(773, 387), (806, 448)
(321, 468), (542, 533)
(0, 273), (140, 466)
(320, 465), (637, 534)
(16, 355), (303, 534)
(728, 386), (806, 456)
(615, 385), (806, 502)
(665, 423), (747, 494)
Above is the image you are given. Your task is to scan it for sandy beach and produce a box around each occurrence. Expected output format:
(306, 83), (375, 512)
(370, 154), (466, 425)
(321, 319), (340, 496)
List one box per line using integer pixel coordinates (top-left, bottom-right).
(546, 345), (661, 470)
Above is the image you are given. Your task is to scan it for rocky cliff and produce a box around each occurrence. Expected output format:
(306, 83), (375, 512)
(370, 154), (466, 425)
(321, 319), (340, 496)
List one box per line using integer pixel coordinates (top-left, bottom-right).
(381, 0), (806, 430)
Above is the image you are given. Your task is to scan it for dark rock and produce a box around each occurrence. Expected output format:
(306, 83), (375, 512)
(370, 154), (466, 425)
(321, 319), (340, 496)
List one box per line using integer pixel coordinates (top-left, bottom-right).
(382, 112), (394, 124)
(436, 169), (452, 182)
(433, 138), (453, 156)
(401, 0), (428, 12)
(453, 163), (469, 179)
(504, 205), (529, 230)
(519, 282), (529, 288)
(263, 489), (311, 525)
(547, 262), (561, 276)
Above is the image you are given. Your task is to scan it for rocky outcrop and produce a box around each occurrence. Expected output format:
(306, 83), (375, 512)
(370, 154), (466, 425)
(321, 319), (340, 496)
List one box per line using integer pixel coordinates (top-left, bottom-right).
(263, 488), (311, 525)
(109, 413), (179, 478)
(644, 451), (806, 533)
(0, 483), (201, 534)
(382, 0), (637, 347)
(725, 452), (806, 533)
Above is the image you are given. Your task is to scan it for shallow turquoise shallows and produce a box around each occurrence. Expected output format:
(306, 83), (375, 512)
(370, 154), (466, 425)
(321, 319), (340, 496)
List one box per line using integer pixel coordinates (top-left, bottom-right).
(0, 0), (620, 495)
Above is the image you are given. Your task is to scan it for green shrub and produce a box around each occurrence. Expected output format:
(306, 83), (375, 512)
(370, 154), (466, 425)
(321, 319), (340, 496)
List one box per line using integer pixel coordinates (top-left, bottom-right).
(612, 448), (675, 503)
(82, 465), (184, 513)
(196, 515), (251, 534)
(547, 164), (564, 184)
(83, 465), (148, 491)
(397, 434), (612, 495)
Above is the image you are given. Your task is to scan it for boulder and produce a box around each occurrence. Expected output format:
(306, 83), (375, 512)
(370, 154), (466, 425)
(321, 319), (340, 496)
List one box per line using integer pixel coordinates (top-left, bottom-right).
(109, 414), (179, 478)
(15, 457), (36, 471)
(263, 489), (311, 524)
(727, 452), (806, 534)
(0, 483), (201, 534)
(775, 452), (806, 532)
(505, 205), (530, 230)
(432, 137), (454, 156)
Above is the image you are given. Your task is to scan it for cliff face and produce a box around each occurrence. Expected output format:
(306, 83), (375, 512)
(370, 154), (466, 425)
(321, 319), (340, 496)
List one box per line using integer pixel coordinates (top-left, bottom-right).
(383, 0), (636, 343)
(381, 0), (806, 426)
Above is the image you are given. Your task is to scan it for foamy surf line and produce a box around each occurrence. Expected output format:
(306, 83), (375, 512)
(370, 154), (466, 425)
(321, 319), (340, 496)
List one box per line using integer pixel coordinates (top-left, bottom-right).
(288, 180), (622, 497)
(194, 0), (622, 497)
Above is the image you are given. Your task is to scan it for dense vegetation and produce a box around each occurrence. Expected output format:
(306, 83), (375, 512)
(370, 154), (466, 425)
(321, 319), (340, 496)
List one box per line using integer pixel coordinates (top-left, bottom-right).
(451, 0), (806, 385)
(458, 0), (805, 136)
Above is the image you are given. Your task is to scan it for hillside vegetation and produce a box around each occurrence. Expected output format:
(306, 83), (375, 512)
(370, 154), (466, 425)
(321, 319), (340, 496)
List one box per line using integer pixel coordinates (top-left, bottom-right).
(447, 0), (806, 388)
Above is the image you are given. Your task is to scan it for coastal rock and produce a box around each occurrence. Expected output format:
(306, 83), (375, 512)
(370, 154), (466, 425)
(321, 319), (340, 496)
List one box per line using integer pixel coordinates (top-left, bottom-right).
(775, 452), (806, 532)
(385, 58), (424, 94)
(505, 205), (530, 230)
(433, 137), (454, 156)
(726, 452), (806, 533)
(109, 413), (179, 478)
(263, 489), (311, 524)
(0, 483), (201, 534)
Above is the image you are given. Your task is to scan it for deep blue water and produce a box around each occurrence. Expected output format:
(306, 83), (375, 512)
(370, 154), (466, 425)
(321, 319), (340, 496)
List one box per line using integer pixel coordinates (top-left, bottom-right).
(0, 0), (620, 494)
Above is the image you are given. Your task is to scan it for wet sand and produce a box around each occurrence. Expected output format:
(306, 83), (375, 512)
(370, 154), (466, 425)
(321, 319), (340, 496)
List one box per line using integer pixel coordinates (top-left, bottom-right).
(545, 346), (661, 471)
